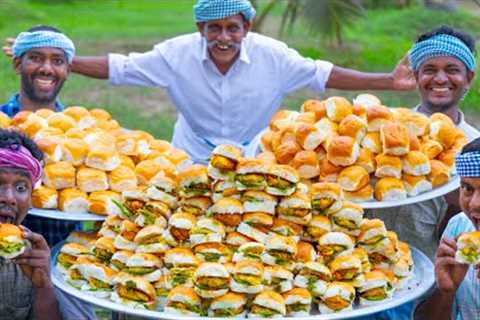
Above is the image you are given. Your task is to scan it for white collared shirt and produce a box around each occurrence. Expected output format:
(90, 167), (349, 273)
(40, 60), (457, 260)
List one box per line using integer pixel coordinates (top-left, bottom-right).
(109, 32), (333, 162)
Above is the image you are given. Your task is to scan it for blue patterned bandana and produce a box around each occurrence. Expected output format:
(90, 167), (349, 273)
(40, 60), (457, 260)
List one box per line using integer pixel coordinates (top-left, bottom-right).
(456, 151), (480, 177)
(194, 0), (256, 22)
(409, 34), (476, 71)
(12, 31), (75, 63)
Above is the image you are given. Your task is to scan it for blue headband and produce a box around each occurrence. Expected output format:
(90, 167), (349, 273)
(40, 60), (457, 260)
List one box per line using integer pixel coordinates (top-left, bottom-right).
(455, 151), (480, 177)
(409, 34), (476, 71)
(194, 0), (256, 22)
(12, 31), (75, 64)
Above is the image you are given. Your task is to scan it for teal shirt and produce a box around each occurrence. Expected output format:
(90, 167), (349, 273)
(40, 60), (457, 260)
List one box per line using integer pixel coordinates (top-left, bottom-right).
(442, 212), (480, 320)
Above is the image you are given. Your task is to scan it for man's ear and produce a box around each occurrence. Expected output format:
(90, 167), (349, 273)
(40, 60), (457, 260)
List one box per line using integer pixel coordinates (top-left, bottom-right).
(243, 20), (252, 33)
(196, 22), (205, 36)
(467, 70), (475, 85)
(13, 56), (21, 74)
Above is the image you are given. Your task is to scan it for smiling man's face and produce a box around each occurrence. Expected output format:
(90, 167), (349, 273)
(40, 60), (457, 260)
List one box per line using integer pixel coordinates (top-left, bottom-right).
(0, 169), (32, 225)
(460, 176), (480, 230)
(14, 47), (69, 105)
(415, 56), (474, 112)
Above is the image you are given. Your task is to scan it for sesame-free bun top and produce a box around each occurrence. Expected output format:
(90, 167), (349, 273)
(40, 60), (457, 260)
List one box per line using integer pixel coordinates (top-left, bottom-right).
(169, 212), (196, 229)
(177, 164), (209, 186)
(252, 290), (286, 315)
(325, 97), (353, 123)
(380, 122), (410, 156)
(0, 224), (23, 238)
(195, 262), (229, 278)
(366, 105), (393, 132)
(374, 177), (406, 201)
(164, 247), (199, 266)
(236, 158), (269, 175)
(310, 182), (343, 200)
(265, 234), (297, 254)
(338, 165), (370, 192)
(283, 287), (312, 305)
(210, 292), (247, 310)
(210, 197), (243, 214)
(327, 136), (360, 167)
(353, 94), (381, 107)
(338, 114), (367, 142)
(212, 144), (242, 161)
(167, 286), (201, 305)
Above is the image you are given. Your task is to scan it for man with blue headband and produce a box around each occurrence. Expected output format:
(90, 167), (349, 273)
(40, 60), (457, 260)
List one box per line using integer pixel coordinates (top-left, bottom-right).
(415, 137), (480, 320)
(1, 26), (82, 247)
(70, 0), (415, 163)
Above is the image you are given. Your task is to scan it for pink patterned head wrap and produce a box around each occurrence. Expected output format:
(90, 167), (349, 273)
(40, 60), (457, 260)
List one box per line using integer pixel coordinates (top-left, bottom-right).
(0, 144), (42, 184)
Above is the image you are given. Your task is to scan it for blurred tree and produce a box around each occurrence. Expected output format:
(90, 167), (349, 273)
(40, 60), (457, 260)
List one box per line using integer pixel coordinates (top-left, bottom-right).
(251, 0), (278, 32)
(300, 0), (364, 47)
(424, 0), (458, 11)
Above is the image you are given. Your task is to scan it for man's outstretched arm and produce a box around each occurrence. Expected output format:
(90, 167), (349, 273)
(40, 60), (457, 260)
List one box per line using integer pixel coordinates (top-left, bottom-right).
(71, 56), (109, 79)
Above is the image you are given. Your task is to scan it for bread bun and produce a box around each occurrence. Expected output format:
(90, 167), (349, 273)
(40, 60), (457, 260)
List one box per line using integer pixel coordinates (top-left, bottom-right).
(32, 186), (58, 209)
(325, 97), (353, 123)
(296, 123), (324, 150)
(380, 122), (410, 156)
(374, 177), (406, 201)
(402, 151), (431, 176)
(375, 154), (402, 179)
(361, 132), (382, 154)
(367, 105), (393, 132)
(402, 174), (432, 196)
(327, 136), (360, 167)
(319, 158), (342, 182)
(88, 191), (121, 216)
(355, 148), (376, 174)
(77, 167), (109, 193)
(301, 99), (326, 121)
(338, 115), (367, 143)
(58, 188), (90, 213)
(108, 165), (138, 192)
(344, 183), (374, 202)
(428, 160), (450, 187)
(43, 161), (76, 190)
(86, 145), (120, 171)
(338, 165), (370, 192)
(291, 150), (320, 179)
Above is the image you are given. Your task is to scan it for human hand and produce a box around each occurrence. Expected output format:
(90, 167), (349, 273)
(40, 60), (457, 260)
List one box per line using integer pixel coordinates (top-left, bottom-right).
(391, 53), (416, 91)
(2, 37), (14, 58)
(435, 237), (469, 294)
(13, 226), (53, 289)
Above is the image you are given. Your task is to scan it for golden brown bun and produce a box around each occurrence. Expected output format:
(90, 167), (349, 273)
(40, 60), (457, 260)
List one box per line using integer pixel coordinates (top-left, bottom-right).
(89, 191), (121, 216)
(295, 241), (316, 263)
(361, 132), (382, 154)
(77, 167), (109, 193)
(319, 158), (342, 182)
(275, 140), (301, 165)
(310, 182), (342, 199)
(58, 188), (90, 213)
(291, 151), (320, 179)
(396, 109), (430, 137)
(296, 123), (323, 151)
(85, 145), (120, 171)
(421, 139), (444, 159)
(338, 165), (370, 192)
(367, 105), (393, 132)
(32, 186), (58, 209)
(0, 111), (11, 128)
(47, 113), (76, 132)
(109, 165), (138, 192)
(344, 183), (374, 202)
(402, 151), (431, 176)
(61, 138), (89, 166)
(296, 112), (316, 124)
(36, 138), (62, 164)
(428, 160), (450, 187)
(374, 177), (406, 201)
(64, 127), (87, 140)
(437, 149), (457, 169)
(431, 113), (455, 126)
(325, 97), (353, 122)
(260, 130), (274, 152)
(355, 148), (376, 174)
(89, 108), (112, 121)
(18, 114), (48, 138)
(402, 174), (433, 196)
(119, 155), (136, 170)
(256, 151), (277, 164)
(430, 116), (456, 149)
(327, 136), (360, 167)
(301, 99), (326, 121)
(43, 161), (76, 190)
(63, 106), (90, 121)
(409, 132), (421, 151)
(11, 110), (32, 126)
(0, 223), (23, 238)
(353, 94), (382, 108)
(270, 110), (298, 131)
(381, 122), (410, 156)
(338, 115), (367, 143)
(135, 160), (163, 185)
(375, 154), (402, 179)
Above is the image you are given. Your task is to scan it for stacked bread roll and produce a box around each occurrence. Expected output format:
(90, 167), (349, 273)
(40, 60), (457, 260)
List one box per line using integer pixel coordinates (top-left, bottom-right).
(1, 106), (192, 215)
(260, 94), (467, 202)
(57, 146), (414, 317)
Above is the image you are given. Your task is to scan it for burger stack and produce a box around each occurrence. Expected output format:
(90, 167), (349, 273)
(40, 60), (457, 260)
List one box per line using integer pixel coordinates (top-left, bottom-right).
(260, 94), (467, 202)
(1, 106), (192, 216)
(56, 144), (415, 317)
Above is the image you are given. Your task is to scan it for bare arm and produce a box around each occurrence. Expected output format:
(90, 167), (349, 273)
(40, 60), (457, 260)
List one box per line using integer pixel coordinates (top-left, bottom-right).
(326, 55), (416, 91)
(71, 56), (109, 79)
(415, 288), (455, 320)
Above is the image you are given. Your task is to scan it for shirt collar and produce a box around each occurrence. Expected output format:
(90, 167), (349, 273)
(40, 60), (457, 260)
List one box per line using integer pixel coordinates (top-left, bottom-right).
(200, 36), (250, 65)
(4, 93), (64, 117)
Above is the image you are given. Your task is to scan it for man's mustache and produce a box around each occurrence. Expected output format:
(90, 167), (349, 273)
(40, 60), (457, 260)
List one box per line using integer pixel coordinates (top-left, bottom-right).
(207, 40), (241, 51)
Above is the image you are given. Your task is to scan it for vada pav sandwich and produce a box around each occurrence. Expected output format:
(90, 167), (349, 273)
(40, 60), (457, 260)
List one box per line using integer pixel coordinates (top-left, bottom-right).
(208, 292), (248, 318)
(146, 171), (178, 209)
(262, 235), (297, 270)
(81, 261), (117, 298)
(283, 288), (312, 317)
(330, 255), (364, 286)
(237, 212), (273, 244)
(235, 158), (269, 191)
(249, 290), (286, 318)
(164, 212), (196, 246)
(230, 260), (264, 294)
(208, 144), (242, 181)
(265, 164), (299, 196)
(56, 242), (89, 274)
(242, 190), (277, 215)
(165, 286), (202, 316)
(233, 242), (265, 263)
(455, 231), (480, 264)
(263, 266), (294, 293)
(293, 261), (331, 297)
(358, 270), (391, 305)
(189, 217), (225, 247)
(164, 247), (199, 287)
(114, 220), (141, 251)
(193, 262), (230, 298)
(178, 164), (211, 198)
(110, 250), (134, 272)
(98, 215), (123, 239)
(276, 192), (312, 225)
(330, 202), (364, 236)
(357, 219), (389, 252)
(212, 180), (240, 202)
(179, 196), (211, 216)
(209, 197), (243, 229)
(115, 188), (148, 221)
(91, 236), (116, 264)
(305, 215), (332, 241)
(317, 232), (355, 264)
(134, 200), (170, 227)
(125, 253), (163, 282)
(310, 182), (343, 215)
(318, 282), (355, 314)
(111, 272), (157, 309)
(271, 218), (303, 239)
(134, 225), (170, 254)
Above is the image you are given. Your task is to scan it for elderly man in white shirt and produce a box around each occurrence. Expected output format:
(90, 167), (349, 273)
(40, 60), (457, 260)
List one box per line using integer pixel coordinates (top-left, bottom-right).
(71, 0), (415, 163)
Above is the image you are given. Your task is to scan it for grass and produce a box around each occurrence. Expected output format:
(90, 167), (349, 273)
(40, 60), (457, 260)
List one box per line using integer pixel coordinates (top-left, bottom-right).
(1, 1), (480, 138)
